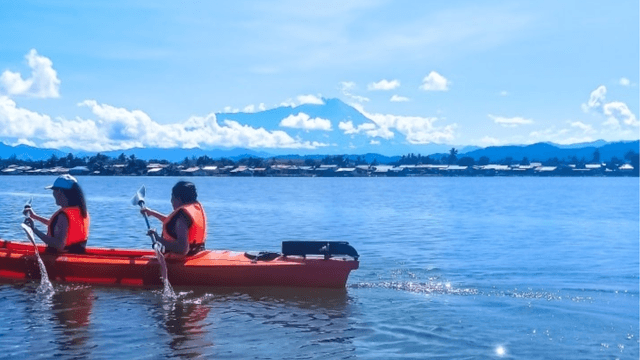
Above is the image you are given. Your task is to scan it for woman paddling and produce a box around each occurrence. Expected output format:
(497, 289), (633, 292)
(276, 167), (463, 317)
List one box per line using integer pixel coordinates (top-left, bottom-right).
(23, 174), (90, 254)
(141, 181), (207, 256)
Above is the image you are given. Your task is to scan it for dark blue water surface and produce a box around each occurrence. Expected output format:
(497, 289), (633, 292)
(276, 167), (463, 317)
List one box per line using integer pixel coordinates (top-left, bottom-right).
(0, 176), (637, 359)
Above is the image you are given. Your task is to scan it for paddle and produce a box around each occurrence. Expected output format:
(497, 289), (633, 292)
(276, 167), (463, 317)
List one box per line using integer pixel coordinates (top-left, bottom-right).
(131, 186), (153, 234)
(22, 197), (35, 247)
(132, 186), (175, 298)
(21, 198), (54, 294)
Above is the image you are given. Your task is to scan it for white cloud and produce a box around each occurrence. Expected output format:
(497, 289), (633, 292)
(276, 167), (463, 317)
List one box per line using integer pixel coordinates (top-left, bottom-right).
(345, 104), (457, 144)
(368, 79), (400, 91)
(0, 49), (60, 98)
(619, 77), (630, 86)
(369, 140), (380, 145)
(500, 91), (509, 96)
(569, 121), (595, 134)
(582, 85), (606, 112)
(223, 106), (240, 113)
(12, 138), (37, 147)
(279, 112), (332, 131)
(488, 114), (533, 127)
(419, 71), (449, 91)
(603, 101), (638, 128)
(0, 96), (329, 151)
(241, 103), (266, 113)
(296, 94), (324, 105)
(579, 85), (638, 129)
(390, 95), (410, 102)
(279, 99), (296, 107)
(338, 120), (379, 136)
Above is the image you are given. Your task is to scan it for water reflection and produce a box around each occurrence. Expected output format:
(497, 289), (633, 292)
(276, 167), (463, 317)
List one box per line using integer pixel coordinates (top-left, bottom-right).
(50, 286), (95, 358)
(162, 299), (213, 358)
(146, 287), (357, 359)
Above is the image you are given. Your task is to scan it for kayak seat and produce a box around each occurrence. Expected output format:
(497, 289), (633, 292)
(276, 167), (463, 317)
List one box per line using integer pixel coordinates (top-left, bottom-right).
(281, 241), (359, 260)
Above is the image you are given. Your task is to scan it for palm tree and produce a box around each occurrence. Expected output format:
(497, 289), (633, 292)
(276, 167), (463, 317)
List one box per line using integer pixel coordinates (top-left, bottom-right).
(448, 148), (458, 165)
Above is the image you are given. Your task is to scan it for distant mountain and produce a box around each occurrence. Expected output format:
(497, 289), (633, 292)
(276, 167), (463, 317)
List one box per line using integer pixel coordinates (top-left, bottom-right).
(1, 140), (637, 164)
(546, 140), (610, 149)
(461, 140), (639, 162)
(0, 143), (67, 161)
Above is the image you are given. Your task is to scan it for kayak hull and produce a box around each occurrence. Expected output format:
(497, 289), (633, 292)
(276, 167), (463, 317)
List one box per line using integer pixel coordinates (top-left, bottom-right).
(0, 240), (359, 288)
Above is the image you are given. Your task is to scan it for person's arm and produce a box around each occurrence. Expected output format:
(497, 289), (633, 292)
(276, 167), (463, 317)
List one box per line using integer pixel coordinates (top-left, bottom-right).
(140, 208), (167, 222)
(148, 213), (190, 255)
(23, 207), (50, 226)
(25, 213), (67, 251)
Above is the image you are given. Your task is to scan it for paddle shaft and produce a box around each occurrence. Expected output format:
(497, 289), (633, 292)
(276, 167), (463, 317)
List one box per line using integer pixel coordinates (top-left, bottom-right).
(23, 198), (38, 248)
(137, 201), (152, 230)
(137, 200), (161, 248)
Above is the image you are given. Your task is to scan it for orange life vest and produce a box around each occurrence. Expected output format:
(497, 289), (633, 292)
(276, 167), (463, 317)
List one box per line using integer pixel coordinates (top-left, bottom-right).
(47, 207), (90, 250)
(162, 202), (206, 253)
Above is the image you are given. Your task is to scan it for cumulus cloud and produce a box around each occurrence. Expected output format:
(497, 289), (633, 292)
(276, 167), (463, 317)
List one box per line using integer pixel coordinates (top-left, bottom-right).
(0, 96), (328, 151)
(12, 138), (37, 147)
(279, 112), (332, 131)
(0, 49), (60, 98)
(419, 71), (449, 91)
(580, 86), (638, 129)
(368, 79), (400, 91)
(488, 114), (533, 127)
(582, 85), (606, 112)
(603, 101), (638, 128)
(296, 94), (324, 105)
(242, 103), (267, 113)
(619, 77), (630, 86)
(339, 104), (457, 144)
(390, 95), (409, 102)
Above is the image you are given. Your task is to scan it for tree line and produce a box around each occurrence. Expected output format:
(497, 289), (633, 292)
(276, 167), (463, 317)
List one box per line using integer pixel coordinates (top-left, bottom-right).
(394, 148), (639, 170)
(1, 147), (638, 175)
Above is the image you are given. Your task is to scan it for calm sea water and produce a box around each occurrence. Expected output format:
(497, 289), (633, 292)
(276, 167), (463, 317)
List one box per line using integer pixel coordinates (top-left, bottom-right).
(0, 176), (637, 359)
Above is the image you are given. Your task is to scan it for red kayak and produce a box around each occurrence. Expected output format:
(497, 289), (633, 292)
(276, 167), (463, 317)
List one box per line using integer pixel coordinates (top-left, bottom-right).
(0, 240), (359, 288)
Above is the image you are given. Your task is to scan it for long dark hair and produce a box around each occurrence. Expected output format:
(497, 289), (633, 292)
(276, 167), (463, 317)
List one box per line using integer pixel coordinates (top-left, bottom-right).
(61, 183), (88, 218)
(172, 181), (198, 204)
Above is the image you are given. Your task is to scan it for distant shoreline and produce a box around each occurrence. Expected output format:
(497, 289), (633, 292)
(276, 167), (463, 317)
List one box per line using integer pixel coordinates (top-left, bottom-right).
(1, 164), (637, 177)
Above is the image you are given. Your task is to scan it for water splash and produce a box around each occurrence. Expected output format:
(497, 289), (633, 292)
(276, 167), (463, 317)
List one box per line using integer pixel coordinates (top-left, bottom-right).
(154, 246), (176, 300)
(34, 251), (55, 296)
(350, 281), (479, 296)
(21, 224), (54, 296)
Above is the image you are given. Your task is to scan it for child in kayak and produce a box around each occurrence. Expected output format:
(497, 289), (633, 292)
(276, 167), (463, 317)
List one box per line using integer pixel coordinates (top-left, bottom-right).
(141, 181), (207, 256)
(23, 174), (90, 254)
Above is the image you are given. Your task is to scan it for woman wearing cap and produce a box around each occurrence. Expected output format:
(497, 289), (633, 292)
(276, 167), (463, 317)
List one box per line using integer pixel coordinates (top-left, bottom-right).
(141, 181), (206, 256)
(23, 174), (90, 254)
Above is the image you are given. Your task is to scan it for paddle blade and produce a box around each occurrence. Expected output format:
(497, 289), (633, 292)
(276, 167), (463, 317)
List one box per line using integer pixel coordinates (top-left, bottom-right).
(21, 223), (37, 246)
(131, 185), (146, 207)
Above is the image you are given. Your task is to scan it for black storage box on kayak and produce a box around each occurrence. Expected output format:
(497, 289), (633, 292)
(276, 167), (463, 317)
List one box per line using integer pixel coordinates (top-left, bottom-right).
(281, 241), (359, 260)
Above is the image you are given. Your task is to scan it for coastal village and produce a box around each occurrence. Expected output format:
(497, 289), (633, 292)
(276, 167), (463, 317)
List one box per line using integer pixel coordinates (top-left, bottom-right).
(0, 161), (636, 177)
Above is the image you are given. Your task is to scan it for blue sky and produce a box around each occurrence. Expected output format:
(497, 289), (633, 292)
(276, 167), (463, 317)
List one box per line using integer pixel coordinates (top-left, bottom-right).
(0, 0), (638, 153)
